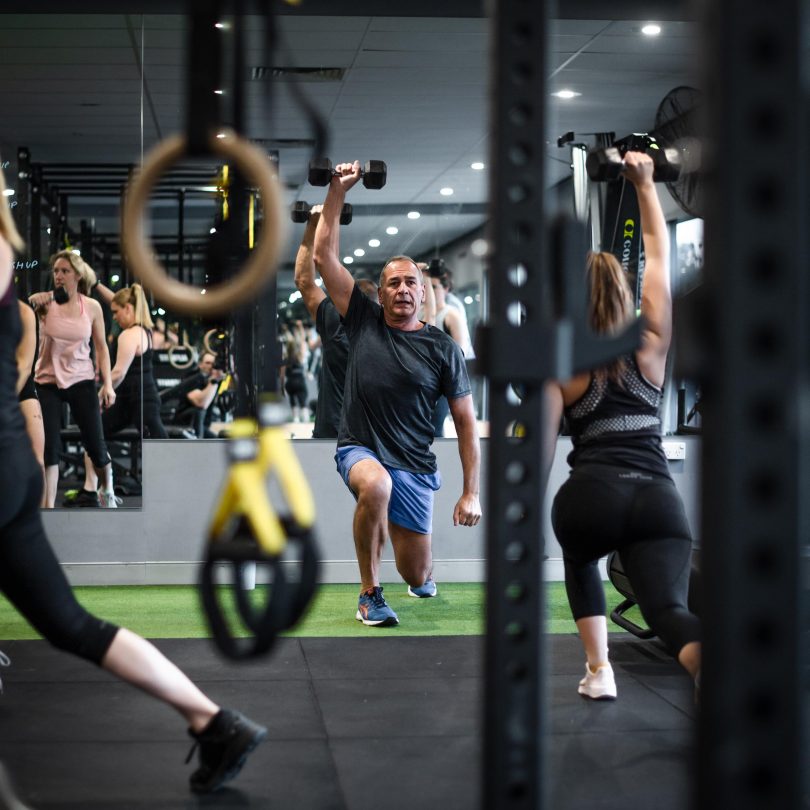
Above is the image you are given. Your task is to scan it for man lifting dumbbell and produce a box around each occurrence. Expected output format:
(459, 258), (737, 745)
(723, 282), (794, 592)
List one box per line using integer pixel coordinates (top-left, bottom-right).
(312, 160), (481, 628)
(308, 158), (387, 190)
(291, 200), (353, 226)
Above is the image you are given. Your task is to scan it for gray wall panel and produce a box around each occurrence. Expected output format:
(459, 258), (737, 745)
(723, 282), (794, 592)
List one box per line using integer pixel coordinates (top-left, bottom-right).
(44, 436), (700, 584)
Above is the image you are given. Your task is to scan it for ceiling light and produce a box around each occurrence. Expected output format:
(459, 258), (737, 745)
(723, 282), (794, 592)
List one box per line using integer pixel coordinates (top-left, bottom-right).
(407, 211), (421, 220)
(209, 227), (217, 234)
(157, 308), (165, 315)
(440, 187), (454, 196)
(368, 238), (380, 247)
(642, 24), (661, 36)
(111, 274), (120, 284)
(471, 162), (485, 171)
(2, 189), (14, 197)
(216, 132), (227, 139)
(354, 248), (365, 257)
(214, 89), (224, 95)
(464, 295), (474, 305)
(385, 226), (398, 235)
(343, 256), (354, 264)
(552, 90), (581, 99)
(201, 289), (207, 295)
(471, 238), (489, 257)
(214, 22), (227, 29)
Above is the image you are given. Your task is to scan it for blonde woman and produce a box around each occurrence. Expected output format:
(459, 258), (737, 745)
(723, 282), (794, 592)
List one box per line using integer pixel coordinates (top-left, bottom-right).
(28, 251), (116, 507)
(0, 167), (266, 794)
(69, 283), (168, 504)
(544, 152), (700, 700)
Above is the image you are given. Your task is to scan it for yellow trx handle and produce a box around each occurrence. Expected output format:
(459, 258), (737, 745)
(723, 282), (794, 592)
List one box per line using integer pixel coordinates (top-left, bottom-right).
(258, 425), (316, 529)
(209, 419), (287, 555)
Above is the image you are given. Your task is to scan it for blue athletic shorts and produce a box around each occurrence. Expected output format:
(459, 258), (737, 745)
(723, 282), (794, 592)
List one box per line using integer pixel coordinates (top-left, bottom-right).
(335, 445), (442, 535)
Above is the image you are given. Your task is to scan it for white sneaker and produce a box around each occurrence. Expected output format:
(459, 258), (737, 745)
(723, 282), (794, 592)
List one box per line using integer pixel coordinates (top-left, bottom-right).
(578, 662), (617, 700)
(98, 489), (122, 508)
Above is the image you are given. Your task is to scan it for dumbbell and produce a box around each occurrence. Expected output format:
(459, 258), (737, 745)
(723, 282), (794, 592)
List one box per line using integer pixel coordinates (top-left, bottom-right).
(586, 144), (682, 183)
(308, 158), (387, 190)
(291, 201), (353, 225)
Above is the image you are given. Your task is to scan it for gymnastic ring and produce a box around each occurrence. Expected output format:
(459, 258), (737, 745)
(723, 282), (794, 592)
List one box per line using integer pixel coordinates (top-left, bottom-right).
(203, 327), (228, 357)
(167, 342), (196, 370)
(122, 130), (288, 317)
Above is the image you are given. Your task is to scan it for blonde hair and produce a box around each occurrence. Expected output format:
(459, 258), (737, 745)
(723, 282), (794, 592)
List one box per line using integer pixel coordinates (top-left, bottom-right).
(0, 167), (24, 253)
(50, 249), (98, 295)
(586, 251), (635, 382)
(112, 283), (154, 329)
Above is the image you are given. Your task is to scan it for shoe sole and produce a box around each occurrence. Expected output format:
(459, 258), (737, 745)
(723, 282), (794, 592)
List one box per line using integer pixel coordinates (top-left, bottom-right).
(355, 610), (399, 627)
(407, 586), (438, 598)
(190, 726), (268, 794)
(578, 687), (617, 701)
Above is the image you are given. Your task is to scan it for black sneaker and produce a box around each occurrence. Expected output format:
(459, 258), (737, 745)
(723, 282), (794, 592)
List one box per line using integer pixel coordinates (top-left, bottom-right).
(186, 709), (267, 794)
(62, 488), (101, 508)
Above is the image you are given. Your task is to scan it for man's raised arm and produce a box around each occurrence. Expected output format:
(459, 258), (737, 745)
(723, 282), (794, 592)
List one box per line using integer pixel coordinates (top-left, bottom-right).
(312, 161), (362, 317)
(293, 205), (327, 322)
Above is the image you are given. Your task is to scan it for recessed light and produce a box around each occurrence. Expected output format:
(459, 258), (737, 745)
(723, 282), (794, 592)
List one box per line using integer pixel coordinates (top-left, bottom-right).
(157, 308), (165, 315)
(216, 132), (227, 139)
(471, 162), (485, 171)
(464, 295), (474, 305)
(354, 248), (365, 257)
(111, 274), (120, 284)
(552, 90), (581, 99)
(368, 238), (380, 247)
(214, 22), (227, 29)
(386, 226), (399, 235)
(209, 227), (217, 234)
(440, 187), (454, 196)
(642, 24), (661, 36)
(214, 89), (224, 95)
(343, 256), (354, 264)
(407, 211), (421, 219)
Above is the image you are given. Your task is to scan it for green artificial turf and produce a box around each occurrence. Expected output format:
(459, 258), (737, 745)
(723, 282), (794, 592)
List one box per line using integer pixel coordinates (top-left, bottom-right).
(0, 582), (648, 640)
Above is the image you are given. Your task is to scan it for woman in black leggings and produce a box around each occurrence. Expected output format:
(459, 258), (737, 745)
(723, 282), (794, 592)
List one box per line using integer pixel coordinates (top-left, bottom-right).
(0, 172), (265, 794)
(73, 283), (168, 504)
(544, 152), (700, 700)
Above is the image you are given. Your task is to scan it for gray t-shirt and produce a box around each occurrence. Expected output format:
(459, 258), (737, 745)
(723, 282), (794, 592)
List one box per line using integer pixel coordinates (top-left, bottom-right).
(338, 284), (471, 473)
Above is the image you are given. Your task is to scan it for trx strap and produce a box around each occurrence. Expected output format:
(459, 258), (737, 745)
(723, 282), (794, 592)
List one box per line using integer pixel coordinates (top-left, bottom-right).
(199, 398), (318, 659)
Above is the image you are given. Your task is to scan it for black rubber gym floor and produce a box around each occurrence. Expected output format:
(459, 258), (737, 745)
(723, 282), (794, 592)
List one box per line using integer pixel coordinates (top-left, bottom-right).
(0, 635), (695, 809)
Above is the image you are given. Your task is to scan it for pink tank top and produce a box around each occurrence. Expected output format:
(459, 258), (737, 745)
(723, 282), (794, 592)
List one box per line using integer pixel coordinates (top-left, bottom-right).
(34, 294), (95, 389)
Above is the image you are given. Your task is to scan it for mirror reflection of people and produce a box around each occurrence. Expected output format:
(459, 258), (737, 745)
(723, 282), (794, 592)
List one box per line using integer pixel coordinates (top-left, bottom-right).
(313, 160), (482, 628)
(542, 152), (701, 700)
(28, 251), (117, 508)
(67, 283), (169, 505)
(292, 203), (378, 437)
(15, 300), (46, 507)
(429, 267), (475, 437)
(0, 168), (266, 795)
(173, 351), (225, 438)
(280, 320), (310, 423)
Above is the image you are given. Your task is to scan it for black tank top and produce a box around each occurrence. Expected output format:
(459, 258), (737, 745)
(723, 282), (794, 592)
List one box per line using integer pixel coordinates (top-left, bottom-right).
(0, 283), (26, 446)
(118, 327), (157, 397)
(564, 354), (669, 477)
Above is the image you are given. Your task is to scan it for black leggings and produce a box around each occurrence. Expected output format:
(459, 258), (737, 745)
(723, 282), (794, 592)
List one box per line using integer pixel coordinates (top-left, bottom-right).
(102, 386), (168, 439)
(0, 437), (119, 664)
(551, 462), (700, 657)
(37, 380), (111, 468)
(285, 372), (308, 409)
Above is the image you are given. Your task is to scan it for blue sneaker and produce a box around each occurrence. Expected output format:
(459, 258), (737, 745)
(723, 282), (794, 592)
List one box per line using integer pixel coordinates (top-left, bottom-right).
(356, 586), (399, 627)
(408, 576), (438, 598)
